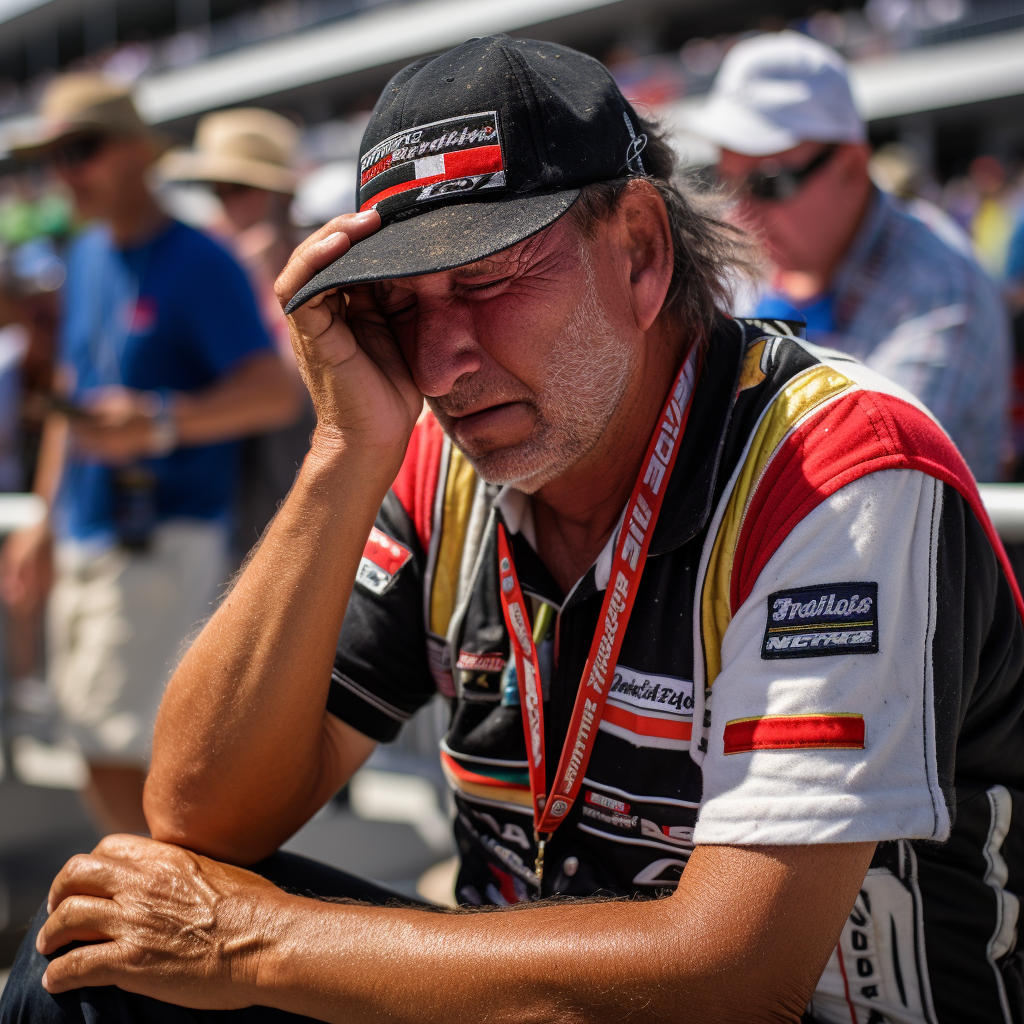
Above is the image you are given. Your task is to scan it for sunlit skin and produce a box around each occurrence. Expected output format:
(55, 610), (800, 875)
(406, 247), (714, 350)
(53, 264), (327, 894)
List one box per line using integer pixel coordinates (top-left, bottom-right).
(718, 141), (873, 302)
(27, 187), (876, 1022)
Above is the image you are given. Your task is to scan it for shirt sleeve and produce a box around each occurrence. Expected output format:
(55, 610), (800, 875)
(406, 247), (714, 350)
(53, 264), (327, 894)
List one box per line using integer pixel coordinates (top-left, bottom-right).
(695, 468), (960, 846)
(327, 490), (439, 742)
(183, 233), (274, 376)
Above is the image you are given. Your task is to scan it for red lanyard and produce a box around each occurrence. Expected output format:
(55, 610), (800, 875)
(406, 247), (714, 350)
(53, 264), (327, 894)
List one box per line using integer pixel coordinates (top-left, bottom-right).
(496, 350), (699, 883)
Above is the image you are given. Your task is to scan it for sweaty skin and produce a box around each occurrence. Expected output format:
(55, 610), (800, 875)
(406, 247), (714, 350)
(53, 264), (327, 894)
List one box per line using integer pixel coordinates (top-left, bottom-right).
(39, 185), (874, 1022)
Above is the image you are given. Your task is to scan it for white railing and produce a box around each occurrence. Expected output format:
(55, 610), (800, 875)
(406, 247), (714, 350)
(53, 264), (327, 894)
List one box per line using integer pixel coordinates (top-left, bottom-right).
(0, 493), (45, 534)
(2, 489), (1024, 538)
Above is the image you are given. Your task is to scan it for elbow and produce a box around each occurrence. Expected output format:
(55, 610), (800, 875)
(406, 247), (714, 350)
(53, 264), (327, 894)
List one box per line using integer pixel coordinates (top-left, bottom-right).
(143, 771), (271, 865)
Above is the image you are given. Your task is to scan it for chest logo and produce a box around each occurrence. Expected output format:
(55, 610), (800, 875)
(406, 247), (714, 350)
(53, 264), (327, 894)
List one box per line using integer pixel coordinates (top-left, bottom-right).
(355, 527), (412, 596)
(762, 582), (878, 659)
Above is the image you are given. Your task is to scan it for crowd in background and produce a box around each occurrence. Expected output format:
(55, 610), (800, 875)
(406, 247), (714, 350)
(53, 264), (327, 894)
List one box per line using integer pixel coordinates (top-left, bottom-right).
(0, 27), (1022, 836)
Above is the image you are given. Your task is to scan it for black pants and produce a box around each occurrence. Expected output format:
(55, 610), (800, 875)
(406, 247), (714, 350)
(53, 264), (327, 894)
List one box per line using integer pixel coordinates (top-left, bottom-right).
(0, 852), (426, 1023)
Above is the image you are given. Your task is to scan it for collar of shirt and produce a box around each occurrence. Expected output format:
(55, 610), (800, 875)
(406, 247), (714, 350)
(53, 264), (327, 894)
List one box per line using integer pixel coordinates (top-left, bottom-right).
(492, 315), (746, 608)
(828, 186), (893, 317)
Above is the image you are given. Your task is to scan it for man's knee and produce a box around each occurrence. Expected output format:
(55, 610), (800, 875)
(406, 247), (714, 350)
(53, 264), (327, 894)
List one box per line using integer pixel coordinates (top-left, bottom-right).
(0, 902), (71, 1023)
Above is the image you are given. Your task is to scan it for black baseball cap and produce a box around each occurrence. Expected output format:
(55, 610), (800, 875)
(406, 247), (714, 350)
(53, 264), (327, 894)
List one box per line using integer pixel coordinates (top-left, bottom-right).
(285, 34), (648, 312)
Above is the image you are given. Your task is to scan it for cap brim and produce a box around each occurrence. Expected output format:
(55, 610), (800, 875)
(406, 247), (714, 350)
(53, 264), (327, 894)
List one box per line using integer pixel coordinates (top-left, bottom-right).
(285, 189), (580, 314)
(684, 95), (799, 157)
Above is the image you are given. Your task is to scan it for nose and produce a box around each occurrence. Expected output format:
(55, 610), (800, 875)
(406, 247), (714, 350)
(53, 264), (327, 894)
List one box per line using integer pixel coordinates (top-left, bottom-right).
(407, 304), (483, 398)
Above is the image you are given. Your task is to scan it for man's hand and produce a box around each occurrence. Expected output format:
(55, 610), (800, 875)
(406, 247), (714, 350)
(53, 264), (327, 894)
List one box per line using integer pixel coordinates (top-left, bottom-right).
(36, 834), (287, 1009)
(0, 520), (53, 613)
(70, 386), (165, 464)
(276, 211), (423, 464)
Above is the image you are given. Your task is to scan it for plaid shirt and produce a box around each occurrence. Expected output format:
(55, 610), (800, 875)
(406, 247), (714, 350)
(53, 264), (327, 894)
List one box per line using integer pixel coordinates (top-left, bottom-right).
(744, 191), (1011, 482)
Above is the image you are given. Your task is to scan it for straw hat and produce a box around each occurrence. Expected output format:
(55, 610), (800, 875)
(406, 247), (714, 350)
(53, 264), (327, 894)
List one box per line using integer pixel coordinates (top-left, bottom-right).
(9, 73), (168, 157)
(160, 108), (299, 194)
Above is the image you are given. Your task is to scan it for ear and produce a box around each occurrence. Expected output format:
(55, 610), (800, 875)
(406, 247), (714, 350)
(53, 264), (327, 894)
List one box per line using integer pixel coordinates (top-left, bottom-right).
(613, 179), (673, 332)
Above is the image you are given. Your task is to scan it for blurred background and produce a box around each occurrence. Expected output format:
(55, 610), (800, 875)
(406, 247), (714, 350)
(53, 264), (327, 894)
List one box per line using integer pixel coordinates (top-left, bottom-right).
(0, 0), (1023, 987)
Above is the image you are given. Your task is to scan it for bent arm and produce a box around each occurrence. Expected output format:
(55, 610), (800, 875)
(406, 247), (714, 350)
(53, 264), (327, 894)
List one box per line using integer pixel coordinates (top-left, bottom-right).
(172, 350), (301, 445)
(145, 210), (420, 863)
(145, 442), (385, 862)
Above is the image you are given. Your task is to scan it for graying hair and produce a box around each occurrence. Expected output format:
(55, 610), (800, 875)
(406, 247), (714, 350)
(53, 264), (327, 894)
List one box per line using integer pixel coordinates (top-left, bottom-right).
(568, 114), (758, 346)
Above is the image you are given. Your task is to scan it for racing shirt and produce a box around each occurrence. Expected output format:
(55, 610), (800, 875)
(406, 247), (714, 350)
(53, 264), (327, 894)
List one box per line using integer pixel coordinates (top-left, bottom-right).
(329, 316), (1024, 1024)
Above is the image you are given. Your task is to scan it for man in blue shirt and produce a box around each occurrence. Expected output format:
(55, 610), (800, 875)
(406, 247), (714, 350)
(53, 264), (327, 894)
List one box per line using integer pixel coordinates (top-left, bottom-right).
(689, 31), (1011, 483)
(2, 73), (300, 833)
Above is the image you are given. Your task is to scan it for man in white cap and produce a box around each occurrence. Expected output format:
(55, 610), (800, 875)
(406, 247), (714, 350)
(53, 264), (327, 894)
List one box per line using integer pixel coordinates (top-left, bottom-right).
(690, 30), (1011, 482)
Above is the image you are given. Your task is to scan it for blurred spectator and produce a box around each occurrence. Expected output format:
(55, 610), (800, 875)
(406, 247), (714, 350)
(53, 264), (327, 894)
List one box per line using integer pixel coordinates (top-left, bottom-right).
(690, 30), (1011, 482)
(966, 154), (1017, 279)
(161, 108), (316, 564)
(0, 73), (300, 834)
(0, 238), (63, 703)
(869, 141), (973, 258)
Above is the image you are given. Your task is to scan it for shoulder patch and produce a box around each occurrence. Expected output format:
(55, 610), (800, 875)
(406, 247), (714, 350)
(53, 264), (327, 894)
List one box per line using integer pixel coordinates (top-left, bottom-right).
(356, 527), (413, 596)
(761, 582), (878, 659)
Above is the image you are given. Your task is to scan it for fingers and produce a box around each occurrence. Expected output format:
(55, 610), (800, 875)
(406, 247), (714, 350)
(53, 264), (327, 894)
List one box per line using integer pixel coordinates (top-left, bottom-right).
(47, 853), (127, 916)
(42, 942), (121, 994)
(275, 210), (381, 313)
(37, 895), (120, 955)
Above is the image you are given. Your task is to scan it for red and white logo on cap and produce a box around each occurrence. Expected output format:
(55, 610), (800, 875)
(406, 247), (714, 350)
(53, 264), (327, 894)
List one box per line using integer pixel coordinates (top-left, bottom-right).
(358, 111), (506, 214)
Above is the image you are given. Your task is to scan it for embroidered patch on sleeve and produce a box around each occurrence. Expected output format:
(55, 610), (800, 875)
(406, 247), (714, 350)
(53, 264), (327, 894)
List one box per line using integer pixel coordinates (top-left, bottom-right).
(355, 527), (412, 596)
(761, 582), (878, 659)
(723, 713), (865, 754)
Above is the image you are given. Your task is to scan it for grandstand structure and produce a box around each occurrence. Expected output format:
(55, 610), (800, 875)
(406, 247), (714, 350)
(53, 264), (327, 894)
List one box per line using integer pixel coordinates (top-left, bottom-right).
(0, 0), (1022, 185)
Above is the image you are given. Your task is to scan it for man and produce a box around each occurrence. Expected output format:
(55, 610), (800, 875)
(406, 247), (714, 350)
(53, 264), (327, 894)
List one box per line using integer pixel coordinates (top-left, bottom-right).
(688, 31), (1011, 483)
(3, 36), (1023, 1024)
(0, 74), (300, 835)
(160, 107), (317, 564)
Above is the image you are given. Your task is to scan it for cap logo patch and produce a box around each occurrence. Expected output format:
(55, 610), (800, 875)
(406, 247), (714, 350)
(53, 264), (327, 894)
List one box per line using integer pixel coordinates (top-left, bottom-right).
(359, 111), (506, 216)
(761, 582), (878, 659)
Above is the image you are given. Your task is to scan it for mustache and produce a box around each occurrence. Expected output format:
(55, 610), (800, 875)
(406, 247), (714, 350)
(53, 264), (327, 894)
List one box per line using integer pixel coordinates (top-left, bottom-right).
(429, 372), (536, 419)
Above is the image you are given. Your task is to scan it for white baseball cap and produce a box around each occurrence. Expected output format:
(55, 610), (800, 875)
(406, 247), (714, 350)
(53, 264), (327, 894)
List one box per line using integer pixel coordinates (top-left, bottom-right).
(687, 31), (866, 157)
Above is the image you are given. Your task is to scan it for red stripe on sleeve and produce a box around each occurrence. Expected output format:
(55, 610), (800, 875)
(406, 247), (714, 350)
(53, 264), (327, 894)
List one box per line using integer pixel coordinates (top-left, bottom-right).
(731, 389), (1024, 621)
(391, 414), (445, 553)
(723, 714), (865, 754)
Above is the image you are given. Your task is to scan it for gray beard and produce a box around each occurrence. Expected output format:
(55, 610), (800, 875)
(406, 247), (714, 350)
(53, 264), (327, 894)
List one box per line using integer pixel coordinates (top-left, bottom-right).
(443, 246), (637, 494)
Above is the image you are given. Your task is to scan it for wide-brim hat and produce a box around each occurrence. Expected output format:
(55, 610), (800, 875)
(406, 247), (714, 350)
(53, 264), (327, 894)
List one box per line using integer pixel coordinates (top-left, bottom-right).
(159, 107), (299, 194)
(9, 72), (170, 159)
(285, 35), (649, 313)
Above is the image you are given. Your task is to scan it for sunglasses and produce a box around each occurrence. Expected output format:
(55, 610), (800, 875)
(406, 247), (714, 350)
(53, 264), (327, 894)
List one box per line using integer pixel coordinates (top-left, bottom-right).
(741, 145), (838, 202)
(49, 133), (110, 170)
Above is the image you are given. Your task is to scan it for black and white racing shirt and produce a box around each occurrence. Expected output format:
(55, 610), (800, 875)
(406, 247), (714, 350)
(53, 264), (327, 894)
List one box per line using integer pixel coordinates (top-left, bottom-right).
(328, 315), (1024, 1024)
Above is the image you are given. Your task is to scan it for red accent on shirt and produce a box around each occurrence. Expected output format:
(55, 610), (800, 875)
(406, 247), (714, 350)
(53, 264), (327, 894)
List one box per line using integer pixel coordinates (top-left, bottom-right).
(723, 714), (865, 754)
(730, 390), (1024, 620)
(391, 414), (445, 554)
(361, 527), (411, 577)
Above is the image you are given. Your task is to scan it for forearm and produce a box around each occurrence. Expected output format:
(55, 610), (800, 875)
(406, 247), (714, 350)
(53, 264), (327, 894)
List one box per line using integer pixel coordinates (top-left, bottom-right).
(171, 352), (301, 446)
(32, 414), (68, 507)
(262, 892), (694, 1024)
(250, 842), (871, 1024)
(145, 433), (393, 860)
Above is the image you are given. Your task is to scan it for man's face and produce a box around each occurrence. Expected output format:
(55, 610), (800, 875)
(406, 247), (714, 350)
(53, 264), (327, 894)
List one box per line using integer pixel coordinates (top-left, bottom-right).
(717, 141), (867, 274)
(375, 214), (639, 493)
(51, 133), (154, 222)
